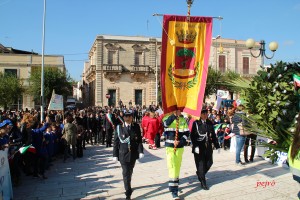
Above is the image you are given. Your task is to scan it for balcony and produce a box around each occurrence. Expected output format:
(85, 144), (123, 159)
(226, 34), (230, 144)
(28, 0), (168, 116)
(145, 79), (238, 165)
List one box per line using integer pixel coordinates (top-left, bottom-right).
(129, 65), (153, 81)
(85, 65), (96, 80)
(129, 65), (153, 74)
(103, 64), (123, 81)
(103, 64), (123, 73)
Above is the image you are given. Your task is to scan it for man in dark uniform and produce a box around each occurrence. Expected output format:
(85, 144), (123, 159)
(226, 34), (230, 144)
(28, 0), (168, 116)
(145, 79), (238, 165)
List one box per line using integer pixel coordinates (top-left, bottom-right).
(190, 108), (220, 190)
(113, 110), (144, 200)
(103, 108), (116, 147)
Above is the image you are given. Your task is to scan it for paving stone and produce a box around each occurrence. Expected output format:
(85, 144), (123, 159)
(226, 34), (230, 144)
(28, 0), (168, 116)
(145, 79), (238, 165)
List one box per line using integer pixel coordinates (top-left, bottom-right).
(12, 144), (299, 200)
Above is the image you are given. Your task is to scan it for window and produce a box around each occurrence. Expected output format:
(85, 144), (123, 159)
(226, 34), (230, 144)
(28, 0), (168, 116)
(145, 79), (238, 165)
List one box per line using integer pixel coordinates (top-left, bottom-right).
(134, 52), (143, 65)
(108, 51), (114, 64)
(135, 90), (142, 106)
(4, 69), (18, 78)
(243, 57), (250, 74)
(218, 55), (226, 73)
(108, 89), (116, 107)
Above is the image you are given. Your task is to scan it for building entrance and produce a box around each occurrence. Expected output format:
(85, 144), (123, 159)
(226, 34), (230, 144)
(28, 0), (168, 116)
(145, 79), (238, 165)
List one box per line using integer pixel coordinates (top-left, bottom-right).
(108, 90), (116, 107)
(135, 89), (142, 106)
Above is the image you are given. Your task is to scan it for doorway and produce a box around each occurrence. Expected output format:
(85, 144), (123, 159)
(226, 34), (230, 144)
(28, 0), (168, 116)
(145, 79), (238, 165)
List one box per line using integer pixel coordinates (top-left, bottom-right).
(135, 89), (142, 106)
(108, 90), (116, 107)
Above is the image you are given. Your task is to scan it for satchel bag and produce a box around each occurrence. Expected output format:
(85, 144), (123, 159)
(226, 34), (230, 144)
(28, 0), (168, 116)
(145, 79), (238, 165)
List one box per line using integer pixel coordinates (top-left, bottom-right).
(237, 122), (251, 136)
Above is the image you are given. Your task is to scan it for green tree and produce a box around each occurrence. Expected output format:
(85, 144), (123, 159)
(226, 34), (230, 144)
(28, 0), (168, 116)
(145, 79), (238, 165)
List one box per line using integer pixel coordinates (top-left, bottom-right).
(204, 66), (222, 98)
(28, 68), (73, 105)
(229, 61), (300, 162)
(0, 73), (24, 109)
(205, 67), (240, 99)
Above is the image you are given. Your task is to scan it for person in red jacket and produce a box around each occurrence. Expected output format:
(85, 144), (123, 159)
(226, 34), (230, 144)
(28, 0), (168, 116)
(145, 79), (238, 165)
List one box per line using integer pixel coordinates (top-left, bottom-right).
(141, 111), (150, 143)
(146, 112), (160, 150)
(155, 112), (164, 148)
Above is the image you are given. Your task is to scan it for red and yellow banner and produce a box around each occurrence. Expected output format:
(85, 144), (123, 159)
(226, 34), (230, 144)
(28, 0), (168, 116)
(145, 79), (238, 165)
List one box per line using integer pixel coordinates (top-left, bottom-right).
(160, 15), (213, 118)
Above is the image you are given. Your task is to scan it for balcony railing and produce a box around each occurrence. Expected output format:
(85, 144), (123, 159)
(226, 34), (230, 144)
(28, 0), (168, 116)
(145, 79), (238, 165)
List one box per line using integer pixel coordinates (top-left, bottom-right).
(103, 64), (123, 72)
(85, 65), (96, 79)
(130, 65), (152, 73)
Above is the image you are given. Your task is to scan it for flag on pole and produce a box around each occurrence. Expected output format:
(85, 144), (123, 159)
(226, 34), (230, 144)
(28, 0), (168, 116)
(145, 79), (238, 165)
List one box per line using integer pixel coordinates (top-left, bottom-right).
(214, 123), (223, 133)
(48, 89), (64, 110)
(160, 15), (213, 118)
(19, 145), (36, 154)
(293, 74), (300, 92)
(224, 133), (235, 140)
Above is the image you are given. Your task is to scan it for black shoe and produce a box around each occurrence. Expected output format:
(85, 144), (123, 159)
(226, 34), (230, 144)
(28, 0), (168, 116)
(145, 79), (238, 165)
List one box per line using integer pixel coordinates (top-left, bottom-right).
(245, 159), (250, 163)
(125, 189), (132, 200)
(171, 192), (180, 200)
(200, 178), (209, 190)
(249, 159), (254, 162)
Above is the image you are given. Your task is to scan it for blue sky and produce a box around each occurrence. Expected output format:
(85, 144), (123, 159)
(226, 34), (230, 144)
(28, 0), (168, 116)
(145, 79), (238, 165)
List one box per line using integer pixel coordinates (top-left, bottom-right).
(1, 0), (300, 81)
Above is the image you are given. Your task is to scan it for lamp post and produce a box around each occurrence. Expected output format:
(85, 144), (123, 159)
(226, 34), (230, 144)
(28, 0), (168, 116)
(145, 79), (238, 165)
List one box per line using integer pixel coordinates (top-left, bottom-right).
(245, 39), (278, 67)
(40, 0), (46, 123)
(212, 35), (221, 70)
(155, 40), (158, 106)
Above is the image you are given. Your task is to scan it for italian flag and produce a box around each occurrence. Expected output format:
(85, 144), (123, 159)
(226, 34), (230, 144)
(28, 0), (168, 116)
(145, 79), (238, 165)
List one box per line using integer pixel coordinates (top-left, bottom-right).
(224, 133), (235, 140)
(214, 123), (228, 134)
(214, 124), (223, 134)
(19, 145), (36, 154)
(293, 74), (300, 91)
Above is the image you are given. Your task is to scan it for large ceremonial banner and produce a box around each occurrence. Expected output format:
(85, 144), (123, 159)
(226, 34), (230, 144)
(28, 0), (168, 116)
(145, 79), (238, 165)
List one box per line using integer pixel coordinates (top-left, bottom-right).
(161, 15), (213, 118)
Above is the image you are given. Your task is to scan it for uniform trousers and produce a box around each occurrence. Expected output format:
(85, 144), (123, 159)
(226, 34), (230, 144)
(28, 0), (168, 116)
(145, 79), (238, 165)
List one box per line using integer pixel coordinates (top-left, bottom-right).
(121, 160), (136, 196)
(193, 146), (213, 180)
(166, 147), (184, 194)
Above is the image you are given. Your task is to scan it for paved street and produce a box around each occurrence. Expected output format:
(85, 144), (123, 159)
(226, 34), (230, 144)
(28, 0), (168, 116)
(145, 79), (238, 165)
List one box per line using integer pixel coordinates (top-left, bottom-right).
(13, 143), (299, 200)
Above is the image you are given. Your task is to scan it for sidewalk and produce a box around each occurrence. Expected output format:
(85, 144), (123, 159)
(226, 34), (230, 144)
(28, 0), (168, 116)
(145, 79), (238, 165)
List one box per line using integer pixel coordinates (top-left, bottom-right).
(13, 144), (299, 200)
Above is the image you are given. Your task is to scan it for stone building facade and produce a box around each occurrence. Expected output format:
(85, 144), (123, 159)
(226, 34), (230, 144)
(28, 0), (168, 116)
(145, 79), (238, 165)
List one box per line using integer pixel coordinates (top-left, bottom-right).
(83, 35), (262, 107)
(0, 44), (65, 109)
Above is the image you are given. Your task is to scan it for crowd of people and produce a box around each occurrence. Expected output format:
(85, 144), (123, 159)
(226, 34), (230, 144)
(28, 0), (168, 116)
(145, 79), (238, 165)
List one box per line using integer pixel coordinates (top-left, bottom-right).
(0, 104), (160, 187)
(0, 101), (299, 199)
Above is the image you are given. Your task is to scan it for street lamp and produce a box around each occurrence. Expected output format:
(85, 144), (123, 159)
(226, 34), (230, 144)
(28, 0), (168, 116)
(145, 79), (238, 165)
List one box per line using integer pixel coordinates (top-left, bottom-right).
(212, 35), (223, 70)
(245, 39), (278, 67)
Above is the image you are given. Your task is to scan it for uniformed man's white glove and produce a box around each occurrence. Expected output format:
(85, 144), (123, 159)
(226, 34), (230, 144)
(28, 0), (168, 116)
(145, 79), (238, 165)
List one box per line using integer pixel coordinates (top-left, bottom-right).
(112, 157), (118, 162)
(139, 153), (144, 159)
(194, 147), (200, 154)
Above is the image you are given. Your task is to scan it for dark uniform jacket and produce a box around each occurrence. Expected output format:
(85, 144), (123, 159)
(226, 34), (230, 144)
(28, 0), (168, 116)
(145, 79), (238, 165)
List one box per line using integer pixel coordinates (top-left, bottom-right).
(190, 119), (220, 154)
(103, 113), (116, 131)
(113, 122), (143, 164)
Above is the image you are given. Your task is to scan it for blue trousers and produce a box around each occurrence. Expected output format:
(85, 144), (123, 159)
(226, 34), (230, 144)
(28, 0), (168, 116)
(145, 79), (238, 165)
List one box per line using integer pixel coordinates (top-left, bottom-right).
(235, 135), (246, 163)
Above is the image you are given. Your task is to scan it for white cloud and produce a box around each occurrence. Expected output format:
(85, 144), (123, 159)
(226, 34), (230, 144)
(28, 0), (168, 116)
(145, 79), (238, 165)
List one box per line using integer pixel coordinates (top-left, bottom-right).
(283, 40), (295, 46)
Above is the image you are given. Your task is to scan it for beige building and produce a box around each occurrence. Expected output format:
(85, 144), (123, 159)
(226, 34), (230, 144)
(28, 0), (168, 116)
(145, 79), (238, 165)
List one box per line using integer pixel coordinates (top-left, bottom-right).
(83, 35), (262, 107)
(0, 44), (65, 109)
